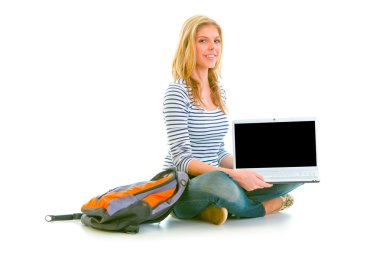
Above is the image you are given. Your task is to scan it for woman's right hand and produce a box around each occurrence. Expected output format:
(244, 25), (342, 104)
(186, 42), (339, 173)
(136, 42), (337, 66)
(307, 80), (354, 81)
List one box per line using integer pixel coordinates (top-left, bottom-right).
(229, 169), (273, 191)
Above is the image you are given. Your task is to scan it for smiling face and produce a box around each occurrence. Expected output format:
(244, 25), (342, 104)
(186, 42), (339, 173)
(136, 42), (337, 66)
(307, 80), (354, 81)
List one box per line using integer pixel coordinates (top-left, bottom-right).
(194, 24), (222, 71)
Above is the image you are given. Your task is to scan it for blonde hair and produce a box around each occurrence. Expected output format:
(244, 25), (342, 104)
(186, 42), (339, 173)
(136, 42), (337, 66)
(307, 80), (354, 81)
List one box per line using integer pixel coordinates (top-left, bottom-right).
(172, 15), (227, 114)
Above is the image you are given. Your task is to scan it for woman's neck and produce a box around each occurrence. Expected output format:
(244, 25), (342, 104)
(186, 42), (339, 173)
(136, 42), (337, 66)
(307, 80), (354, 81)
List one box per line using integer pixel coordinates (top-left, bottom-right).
(191, 67), (209, 88)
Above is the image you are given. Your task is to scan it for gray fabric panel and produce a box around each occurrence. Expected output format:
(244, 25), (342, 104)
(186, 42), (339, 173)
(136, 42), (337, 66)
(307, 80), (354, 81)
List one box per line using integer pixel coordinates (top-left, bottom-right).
(81, 203), (151, 231)
(107, 179), (177, 216)
(107, 195), (139, 216)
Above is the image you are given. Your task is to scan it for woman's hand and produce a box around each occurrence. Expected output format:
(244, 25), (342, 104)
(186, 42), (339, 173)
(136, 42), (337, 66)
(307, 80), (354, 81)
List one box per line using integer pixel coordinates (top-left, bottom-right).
(229, 169), (273, 191)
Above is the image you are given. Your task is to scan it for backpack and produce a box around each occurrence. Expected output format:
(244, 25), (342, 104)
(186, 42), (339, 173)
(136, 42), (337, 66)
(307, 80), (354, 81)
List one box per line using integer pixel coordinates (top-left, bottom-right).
(45, 169), (189, 234)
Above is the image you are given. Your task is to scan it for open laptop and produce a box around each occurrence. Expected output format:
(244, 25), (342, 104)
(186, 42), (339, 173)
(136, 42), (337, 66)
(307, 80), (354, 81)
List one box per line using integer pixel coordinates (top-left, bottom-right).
(232, 118), (320, 183)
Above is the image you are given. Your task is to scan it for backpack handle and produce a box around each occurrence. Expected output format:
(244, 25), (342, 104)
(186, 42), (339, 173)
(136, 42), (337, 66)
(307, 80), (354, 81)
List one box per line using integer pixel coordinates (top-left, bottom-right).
(45, 213), (83, 222)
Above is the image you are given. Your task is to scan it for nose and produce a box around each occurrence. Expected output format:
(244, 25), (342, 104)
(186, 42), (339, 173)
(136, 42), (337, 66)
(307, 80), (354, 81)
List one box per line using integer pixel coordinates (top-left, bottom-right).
(209, 41), (215, 50)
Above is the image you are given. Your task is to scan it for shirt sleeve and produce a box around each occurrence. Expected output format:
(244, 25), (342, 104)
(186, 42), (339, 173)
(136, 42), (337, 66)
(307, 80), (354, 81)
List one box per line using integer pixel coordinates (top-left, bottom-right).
(163, 84), (194, 173)
(217, 142), (231, 166)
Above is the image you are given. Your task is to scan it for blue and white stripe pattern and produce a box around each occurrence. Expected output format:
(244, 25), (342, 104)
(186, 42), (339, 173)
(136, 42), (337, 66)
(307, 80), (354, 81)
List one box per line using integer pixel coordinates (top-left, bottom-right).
(163, 79), (230, 173)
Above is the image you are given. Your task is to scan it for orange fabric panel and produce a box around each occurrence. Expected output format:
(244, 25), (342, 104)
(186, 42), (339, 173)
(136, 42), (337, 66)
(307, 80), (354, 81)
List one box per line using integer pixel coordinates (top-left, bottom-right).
(142, 188), (176, 208)
(82, 174), (173, 210)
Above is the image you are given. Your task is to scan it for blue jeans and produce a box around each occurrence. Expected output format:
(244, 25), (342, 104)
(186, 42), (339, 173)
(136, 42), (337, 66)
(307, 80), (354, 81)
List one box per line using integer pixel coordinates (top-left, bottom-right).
(173, 171), (303, 219)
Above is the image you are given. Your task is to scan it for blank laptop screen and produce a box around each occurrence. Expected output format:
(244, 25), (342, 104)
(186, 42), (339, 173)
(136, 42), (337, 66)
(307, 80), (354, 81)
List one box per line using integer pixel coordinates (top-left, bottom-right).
(234, 121), (317, 168)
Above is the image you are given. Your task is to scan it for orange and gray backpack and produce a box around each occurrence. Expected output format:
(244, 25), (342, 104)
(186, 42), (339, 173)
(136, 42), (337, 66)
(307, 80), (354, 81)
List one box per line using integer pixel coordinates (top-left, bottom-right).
(45, 169), (188, 234)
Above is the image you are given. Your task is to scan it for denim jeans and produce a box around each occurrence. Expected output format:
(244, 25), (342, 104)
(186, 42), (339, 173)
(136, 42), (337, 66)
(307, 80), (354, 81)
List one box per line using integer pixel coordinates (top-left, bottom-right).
(172, 171), (303, 219)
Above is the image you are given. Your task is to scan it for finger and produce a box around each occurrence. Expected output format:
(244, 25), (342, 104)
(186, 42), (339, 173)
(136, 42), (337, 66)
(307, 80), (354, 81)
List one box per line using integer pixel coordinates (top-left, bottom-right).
(249, 184), (261, 191)
(255, 173), (265, 181)
(246, 186), (255, 191)
(257, 177), (272, 188)
(257, 180), (273, 188)
(254, 175), (273, 187)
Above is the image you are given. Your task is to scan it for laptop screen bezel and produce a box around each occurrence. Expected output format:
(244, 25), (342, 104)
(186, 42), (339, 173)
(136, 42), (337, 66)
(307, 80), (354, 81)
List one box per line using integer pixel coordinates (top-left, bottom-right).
(232, 117), (318, 170)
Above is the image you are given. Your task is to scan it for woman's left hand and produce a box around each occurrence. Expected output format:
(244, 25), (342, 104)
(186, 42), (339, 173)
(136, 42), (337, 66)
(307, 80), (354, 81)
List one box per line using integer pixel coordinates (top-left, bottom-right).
(228, 169), (273, 191)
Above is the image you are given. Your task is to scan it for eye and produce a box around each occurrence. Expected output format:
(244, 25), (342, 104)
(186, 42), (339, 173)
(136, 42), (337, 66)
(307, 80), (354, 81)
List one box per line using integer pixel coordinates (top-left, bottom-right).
(198, 39), (207, 43)
(215, 39), (221, 44)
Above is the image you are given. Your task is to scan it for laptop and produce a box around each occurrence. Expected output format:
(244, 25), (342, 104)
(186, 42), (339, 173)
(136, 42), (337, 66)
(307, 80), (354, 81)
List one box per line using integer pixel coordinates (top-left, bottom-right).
(232, 118), (320, 183)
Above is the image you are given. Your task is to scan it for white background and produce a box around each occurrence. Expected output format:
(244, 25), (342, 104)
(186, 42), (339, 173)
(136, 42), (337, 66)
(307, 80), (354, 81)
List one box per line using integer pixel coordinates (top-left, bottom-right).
(1, 0), (379, 252)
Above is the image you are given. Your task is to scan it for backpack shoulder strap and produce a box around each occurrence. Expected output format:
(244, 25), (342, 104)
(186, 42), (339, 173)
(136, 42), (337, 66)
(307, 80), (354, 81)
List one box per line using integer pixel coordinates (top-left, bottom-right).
(144, 169), (189, 224)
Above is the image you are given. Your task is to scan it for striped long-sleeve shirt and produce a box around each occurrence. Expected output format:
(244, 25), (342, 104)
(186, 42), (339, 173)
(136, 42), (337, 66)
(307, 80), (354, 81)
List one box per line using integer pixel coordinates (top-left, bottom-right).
(162, 79), (230, 173)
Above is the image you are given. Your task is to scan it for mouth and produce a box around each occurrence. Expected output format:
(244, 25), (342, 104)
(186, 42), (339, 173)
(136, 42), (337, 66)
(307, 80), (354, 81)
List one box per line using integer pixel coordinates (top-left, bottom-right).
(205, 54), (217, 61)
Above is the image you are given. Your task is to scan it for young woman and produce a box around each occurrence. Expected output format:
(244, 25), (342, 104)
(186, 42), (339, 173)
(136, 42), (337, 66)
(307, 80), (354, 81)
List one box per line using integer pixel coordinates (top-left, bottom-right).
(162, 15), (302, 225)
